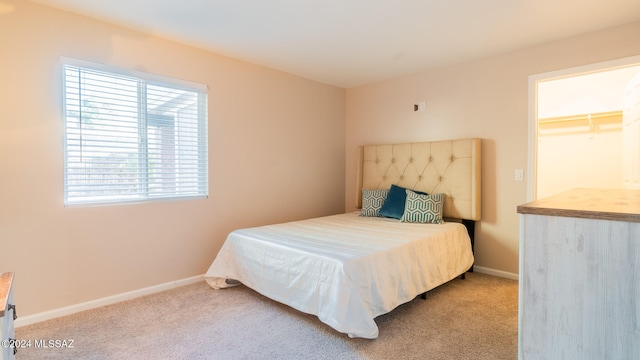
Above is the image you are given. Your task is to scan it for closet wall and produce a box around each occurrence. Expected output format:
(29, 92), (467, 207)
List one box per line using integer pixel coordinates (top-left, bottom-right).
(536, 66), (640, 199)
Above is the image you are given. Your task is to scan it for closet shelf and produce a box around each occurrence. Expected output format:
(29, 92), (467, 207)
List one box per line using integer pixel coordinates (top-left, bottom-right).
(539, 110), (622, 124)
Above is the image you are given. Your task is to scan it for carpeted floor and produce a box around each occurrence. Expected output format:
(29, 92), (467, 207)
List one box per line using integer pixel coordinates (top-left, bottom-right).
(15, 272), (518, 359)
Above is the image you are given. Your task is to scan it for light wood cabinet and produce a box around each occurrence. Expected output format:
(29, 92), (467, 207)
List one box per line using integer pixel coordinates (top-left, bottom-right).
(517, 189), (640, 359)
(1, 272), (15, 360)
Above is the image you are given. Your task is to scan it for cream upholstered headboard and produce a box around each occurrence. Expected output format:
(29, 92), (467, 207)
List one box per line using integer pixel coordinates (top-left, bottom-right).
(356, 138), (481, 221)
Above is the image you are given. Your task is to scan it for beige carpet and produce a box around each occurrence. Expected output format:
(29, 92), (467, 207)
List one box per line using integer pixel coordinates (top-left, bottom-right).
(15, 272), (518, 360)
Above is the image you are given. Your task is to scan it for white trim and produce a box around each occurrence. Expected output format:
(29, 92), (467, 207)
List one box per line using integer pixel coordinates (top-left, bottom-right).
(527, 55), (640, 202)
(527, 75), (538, 202)
(15, 274), (204, 328)
(473, 265), (519, 281)
(15, 269), (515, 327)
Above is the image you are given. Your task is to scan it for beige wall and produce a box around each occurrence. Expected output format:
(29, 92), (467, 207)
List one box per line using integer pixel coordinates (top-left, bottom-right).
(0, 0), (345, 317)
(346, 21), (640, 276)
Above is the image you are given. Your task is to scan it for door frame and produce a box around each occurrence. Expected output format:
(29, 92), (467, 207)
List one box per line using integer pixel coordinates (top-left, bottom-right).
(527, 55), (640, 201)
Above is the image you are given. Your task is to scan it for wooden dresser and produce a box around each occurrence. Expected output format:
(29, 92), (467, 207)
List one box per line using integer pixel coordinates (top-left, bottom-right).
(1, 272), (15, 360)
(517, 189), (640, 359)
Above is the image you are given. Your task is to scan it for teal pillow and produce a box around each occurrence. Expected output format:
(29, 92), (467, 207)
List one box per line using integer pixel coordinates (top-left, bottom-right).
(400, 191), (445, 224)
(379, 185), (427, 219)
(360, 189), (389, 217)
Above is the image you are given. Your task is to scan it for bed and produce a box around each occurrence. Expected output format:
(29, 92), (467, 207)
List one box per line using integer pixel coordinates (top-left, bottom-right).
(205, 138), (481, 339)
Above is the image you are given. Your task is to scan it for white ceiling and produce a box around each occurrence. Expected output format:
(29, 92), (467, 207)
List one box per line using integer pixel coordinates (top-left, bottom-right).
(31, 0), (640, 88)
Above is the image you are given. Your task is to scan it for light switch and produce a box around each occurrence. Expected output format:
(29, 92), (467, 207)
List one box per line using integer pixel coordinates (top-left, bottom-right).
(515, 169), (524, 181)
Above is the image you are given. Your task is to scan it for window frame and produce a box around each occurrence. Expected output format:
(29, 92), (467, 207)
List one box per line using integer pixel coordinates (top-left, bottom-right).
(61, 57), (209, 206)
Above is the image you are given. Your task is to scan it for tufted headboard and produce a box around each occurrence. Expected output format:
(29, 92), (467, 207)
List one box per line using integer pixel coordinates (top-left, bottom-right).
(355, 138), (481, 221)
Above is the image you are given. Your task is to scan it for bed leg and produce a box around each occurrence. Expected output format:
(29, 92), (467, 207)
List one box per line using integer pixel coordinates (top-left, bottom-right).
(461, 219), (475, 273)
(460, 273), (466, 280)
(420, 292), (427, 300)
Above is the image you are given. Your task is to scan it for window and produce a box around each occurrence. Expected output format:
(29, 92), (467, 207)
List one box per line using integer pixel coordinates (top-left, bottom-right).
(62, 58), (208, 206)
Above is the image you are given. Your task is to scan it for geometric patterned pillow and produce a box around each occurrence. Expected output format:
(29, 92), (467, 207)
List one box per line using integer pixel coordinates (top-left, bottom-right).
(360, 189), (389, 217)
(400, 190), (445, 224)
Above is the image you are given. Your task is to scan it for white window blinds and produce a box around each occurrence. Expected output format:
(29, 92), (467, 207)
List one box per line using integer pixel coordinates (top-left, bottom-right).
(62, 59), (208, 206)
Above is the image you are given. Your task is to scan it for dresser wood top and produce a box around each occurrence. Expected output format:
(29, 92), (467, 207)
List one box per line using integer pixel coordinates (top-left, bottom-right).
(517, 188), (640, 223)
(0, 272), (14, 317)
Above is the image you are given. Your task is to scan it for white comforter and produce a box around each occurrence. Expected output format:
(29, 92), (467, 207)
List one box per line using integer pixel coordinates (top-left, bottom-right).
(205, 212), (474, 339)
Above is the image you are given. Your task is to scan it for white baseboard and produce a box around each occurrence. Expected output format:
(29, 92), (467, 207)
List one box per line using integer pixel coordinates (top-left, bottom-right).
(16, 269), (515, 327)
(15, 274), (204, 328)
(473, 266), (519, 281)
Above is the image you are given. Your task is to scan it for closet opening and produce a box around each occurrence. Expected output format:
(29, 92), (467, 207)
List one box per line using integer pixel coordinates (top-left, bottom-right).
(527, 56), (640, 200)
